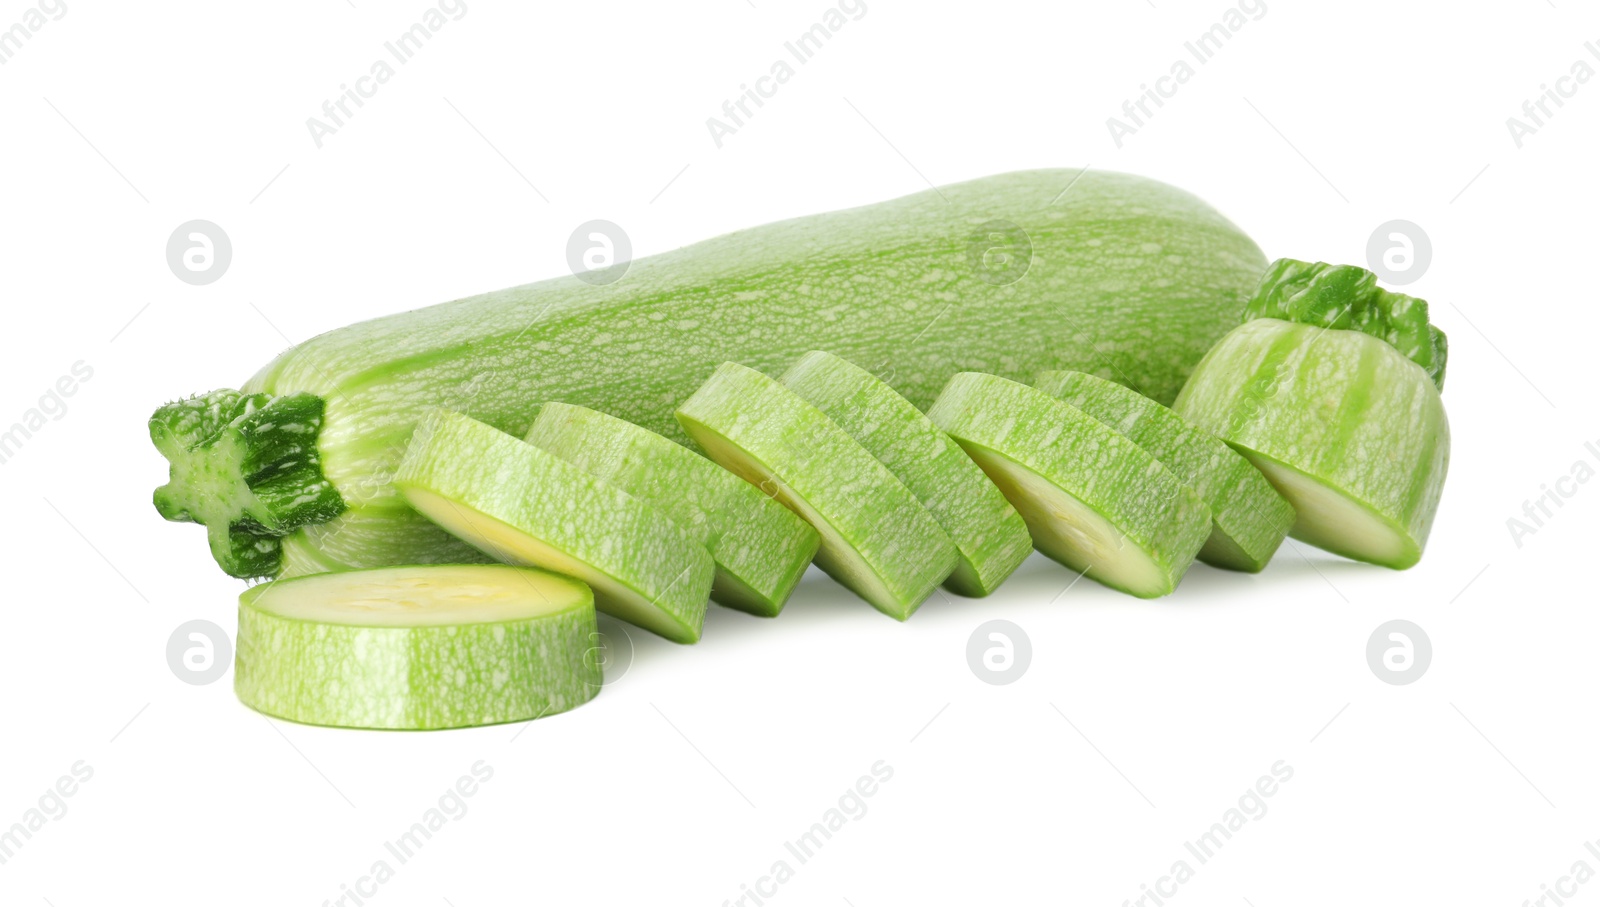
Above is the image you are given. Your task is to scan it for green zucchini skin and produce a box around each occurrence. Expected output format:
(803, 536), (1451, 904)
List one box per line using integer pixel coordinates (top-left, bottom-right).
(235, 565), (600, 730)
(1173, 319), (1450, 569)
(156, 169), (1266, 577)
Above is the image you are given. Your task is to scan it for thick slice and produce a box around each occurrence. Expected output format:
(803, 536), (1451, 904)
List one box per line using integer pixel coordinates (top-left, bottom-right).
(235, 564), (600, 730)
(779, 350), (1031, 597)
(1033, 370), (1295, 572)
(524, 403), (820, 617)
(393, 410), (713, 643)
(675, 363), (957, 620)
(1173, 319), (1450, 569)
(927, 373), (1210, 598)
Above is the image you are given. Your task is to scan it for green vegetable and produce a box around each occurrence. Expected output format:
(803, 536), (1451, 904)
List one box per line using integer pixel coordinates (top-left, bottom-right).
(1244, 258), (1447, 389)
(279, 507), (491, 579)
(393, 410), (713, 643)
(928, 373), (1211, 598)
(1033, 370), (1294, 572)
(780, 350), (1031, 596)
(148, 169), (1264, 577)
(676, 362), (957, 620)
(1174, 318), (1450, 569)
(524, 402), (820, 617)
(235, 564), (600, 730)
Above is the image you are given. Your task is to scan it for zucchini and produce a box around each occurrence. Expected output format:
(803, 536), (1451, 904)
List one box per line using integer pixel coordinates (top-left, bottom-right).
(1033, 370), (1294, 572)
(393, 410), (714, 643)
(148, 169), (1265, 577)
(524, 402), (820, 617)
(676, 362), (957, 620)
(780, 350), (1031, 597)
(1174, 318), (1449, 569)
(928, 373), (1211, 598)
(234, 564), (600, 730)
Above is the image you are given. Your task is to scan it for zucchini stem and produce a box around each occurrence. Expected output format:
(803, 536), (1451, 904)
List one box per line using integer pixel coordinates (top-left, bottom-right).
(149, 389), (346, 577)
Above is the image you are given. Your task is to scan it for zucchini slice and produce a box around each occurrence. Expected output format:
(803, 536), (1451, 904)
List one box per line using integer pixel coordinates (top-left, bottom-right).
(780, 350), (1031, 597)
(1174, 318), (1450, 569)
(235, 564), (600, 730)
(1033, 370), (1295, 572)
(928, 373), (1211, 598)
(676, 363), (957, 621)
(525, 403), (820, 617)
(394, 410), (714, 643)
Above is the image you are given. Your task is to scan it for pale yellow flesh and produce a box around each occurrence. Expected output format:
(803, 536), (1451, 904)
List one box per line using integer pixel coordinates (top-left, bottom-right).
(403, 487), (693, 640)
(685, 425), (899, 613)
(1243, 452), (1415, 568)
(246, 564), (581, 627)
(962, 446), (1170, 598)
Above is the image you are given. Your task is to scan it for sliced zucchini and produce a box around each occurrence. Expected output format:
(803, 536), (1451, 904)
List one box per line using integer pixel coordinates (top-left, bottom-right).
(394, 410), (714, 643)
(1033, 370), (1295, 572)
(1173, 318), (1450, 569)
(927, 373), (1211, 598)
(525, 403), (820, 617)
(675, 362), (957, 621)
(234, 564), (600, 730)
(780, 350), (1032, 597)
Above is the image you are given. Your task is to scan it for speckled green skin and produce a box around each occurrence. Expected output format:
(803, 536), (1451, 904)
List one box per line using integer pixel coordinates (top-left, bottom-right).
(780, 351), (1030, 597)
(393, 411), (713, 643)
(280, 508), (492, 578)
(928, 373), (1211, 597)
(524, 403), (819, 617)
(234, 566), (600, 730)
(1173, 319), (1450, 569)
(1034, 370), (1294, 572)
(676, 363), (957, 620)
(158, 169), (1263, 578)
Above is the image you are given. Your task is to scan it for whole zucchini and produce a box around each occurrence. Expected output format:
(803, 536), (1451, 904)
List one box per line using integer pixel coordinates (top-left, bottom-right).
(149, 169), (1265, 577)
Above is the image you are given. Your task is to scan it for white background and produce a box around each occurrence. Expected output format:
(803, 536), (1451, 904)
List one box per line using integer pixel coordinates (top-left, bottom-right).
(1, 1), (1596, 905)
